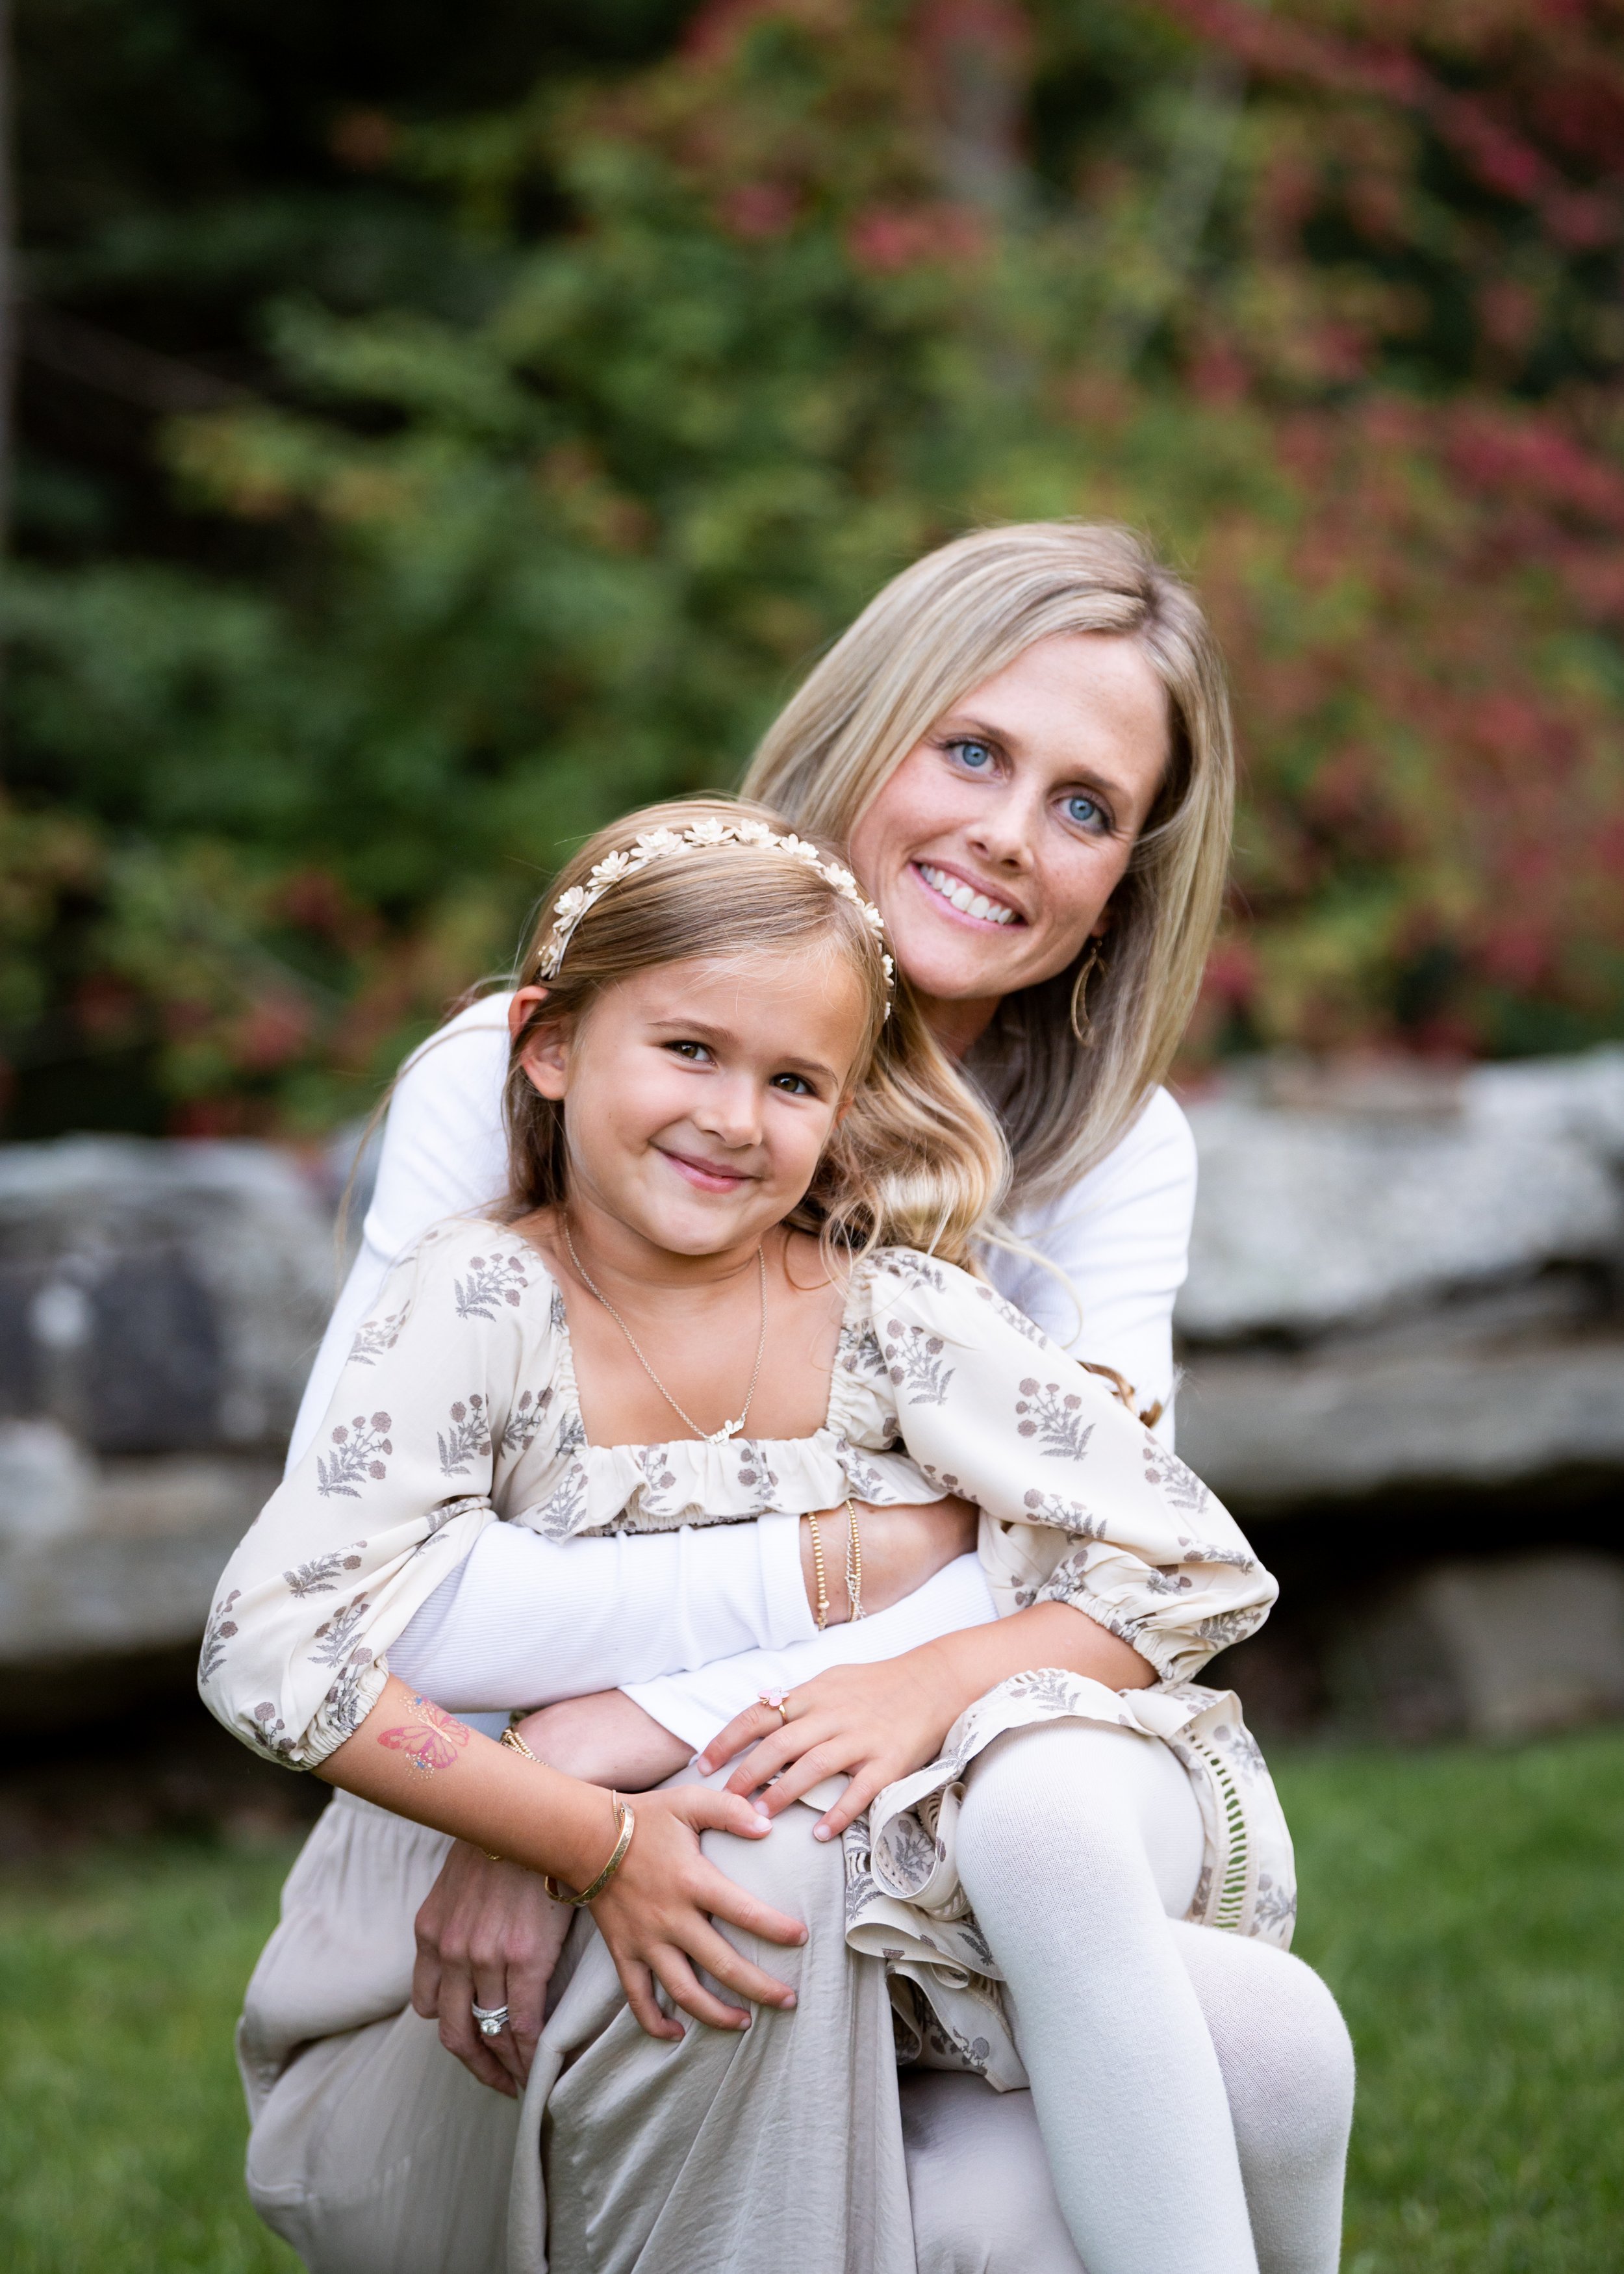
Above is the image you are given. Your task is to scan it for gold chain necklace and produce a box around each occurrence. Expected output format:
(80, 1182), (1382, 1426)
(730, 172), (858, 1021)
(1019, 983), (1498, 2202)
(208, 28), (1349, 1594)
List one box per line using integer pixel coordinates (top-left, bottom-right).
(562, 1221), (768, 1446)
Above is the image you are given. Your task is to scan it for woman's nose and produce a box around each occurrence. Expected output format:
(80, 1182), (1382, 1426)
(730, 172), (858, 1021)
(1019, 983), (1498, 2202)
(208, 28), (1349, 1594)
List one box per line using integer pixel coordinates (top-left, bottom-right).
(965, 782), (1039, 870)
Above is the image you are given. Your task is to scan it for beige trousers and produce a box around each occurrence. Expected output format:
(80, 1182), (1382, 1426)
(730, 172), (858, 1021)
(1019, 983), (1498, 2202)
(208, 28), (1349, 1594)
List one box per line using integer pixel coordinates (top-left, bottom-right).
(244, 1793), (916, 2274)
(242, 1789), (1348, 2274)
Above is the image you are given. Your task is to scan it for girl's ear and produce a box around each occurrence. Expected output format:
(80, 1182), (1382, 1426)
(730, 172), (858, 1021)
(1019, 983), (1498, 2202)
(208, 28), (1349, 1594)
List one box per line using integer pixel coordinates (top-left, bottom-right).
(510, 984), (570, 1099)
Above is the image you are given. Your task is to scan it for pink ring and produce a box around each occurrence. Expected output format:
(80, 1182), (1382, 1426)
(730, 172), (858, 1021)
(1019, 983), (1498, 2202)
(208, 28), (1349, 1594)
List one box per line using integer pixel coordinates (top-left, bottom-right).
(758, 1688), (791, 1726)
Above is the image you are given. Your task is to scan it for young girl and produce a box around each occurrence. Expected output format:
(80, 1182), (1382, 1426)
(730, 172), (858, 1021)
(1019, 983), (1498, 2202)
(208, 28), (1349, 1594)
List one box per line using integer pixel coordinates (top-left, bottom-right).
(203, 798), (1292, 2274)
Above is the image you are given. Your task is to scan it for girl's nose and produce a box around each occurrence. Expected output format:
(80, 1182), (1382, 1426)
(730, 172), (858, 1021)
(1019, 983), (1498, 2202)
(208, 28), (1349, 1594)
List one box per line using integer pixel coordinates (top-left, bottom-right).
(695, 1077), (763, 1147)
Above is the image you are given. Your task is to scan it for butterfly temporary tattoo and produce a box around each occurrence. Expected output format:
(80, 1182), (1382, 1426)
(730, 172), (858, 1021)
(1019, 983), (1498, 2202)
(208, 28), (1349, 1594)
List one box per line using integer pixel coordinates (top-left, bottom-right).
(375, 1693), (473, 1776)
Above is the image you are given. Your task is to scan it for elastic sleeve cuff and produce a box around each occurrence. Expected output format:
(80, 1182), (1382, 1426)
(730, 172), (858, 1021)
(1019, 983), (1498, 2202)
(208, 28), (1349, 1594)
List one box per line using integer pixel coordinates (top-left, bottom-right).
(1032, 1584), (1193, 1685)
(757, 1513), (817, 1648)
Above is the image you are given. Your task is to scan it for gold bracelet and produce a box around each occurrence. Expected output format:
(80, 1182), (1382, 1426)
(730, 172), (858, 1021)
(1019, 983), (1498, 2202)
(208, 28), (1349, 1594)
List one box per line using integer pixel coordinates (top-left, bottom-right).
(844, 1495), (865, 1622)
(483, 1723), (549, 1857)
(806, 1509), (830, 1629)
(543, 1794), (636, 1907)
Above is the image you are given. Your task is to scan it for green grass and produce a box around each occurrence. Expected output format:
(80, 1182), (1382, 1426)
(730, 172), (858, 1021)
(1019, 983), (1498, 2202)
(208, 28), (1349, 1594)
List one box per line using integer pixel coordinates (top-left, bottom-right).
(1280, 1731), (1624, 2273)
(1, 1735), (1621, 2271)
(0, 1833), (302, 2274)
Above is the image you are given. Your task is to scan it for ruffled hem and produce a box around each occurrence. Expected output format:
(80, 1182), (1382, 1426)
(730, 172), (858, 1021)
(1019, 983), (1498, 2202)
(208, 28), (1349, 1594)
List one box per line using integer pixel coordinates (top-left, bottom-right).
(843, 1676), (1297, 2091)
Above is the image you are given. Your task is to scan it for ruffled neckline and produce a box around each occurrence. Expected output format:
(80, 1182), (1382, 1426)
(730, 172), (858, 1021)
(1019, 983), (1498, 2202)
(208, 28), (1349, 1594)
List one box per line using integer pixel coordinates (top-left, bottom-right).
(501, 1236), (931, 1535)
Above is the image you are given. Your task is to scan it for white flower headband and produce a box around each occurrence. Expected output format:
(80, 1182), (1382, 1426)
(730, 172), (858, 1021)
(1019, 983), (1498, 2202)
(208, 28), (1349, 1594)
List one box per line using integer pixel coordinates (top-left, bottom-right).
(535, 818), (896, 1012)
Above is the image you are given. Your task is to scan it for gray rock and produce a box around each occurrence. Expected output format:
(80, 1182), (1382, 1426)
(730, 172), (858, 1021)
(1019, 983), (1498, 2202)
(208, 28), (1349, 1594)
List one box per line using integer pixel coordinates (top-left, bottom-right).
(0, 1421), (95, 1545)
(0, 1452), (277, 1667)
(0, 1136), (336, 1455)
(1338, 1552), (1624, 1742)
(1178, 1047), (1624, 1342)
(1178, 1328), (1624, 1508)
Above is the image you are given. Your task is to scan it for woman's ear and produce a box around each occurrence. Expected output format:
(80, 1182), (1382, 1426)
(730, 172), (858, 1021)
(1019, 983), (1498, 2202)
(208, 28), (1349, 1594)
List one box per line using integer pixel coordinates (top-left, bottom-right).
(509, 984), (570, 1099)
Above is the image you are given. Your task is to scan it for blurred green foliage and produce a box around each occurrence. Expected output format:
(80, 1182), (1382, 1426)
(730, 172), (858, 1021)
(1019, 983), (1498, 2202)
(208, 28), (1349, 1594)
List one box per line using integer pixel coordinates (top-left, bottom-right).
(5, 0), (1624, 1134)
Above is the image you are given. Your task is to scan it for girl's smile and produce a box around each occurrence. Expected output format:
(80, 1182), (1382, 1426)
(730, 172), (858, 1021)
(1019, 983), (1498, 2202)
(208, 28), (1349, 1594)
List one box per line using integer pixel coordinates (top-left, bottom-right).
(512, 946), (869, 1278)
(655, 1142), (758, 1195)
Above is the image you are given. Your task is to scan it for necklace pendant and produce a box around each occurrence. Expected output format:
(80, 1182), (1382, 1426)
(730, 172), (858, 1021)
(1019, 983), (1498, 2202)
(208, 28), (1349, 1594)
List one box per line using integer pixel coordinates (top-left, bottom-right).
(707, 1417), (745, 1446)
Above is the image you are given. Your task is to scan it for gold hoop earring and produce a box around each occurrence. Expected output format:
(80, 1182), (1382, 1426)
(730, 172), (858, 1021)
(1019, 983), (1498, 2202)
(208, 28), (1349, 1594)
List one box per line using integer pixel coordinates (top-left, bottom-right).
(1070, 939), (1106, 1047)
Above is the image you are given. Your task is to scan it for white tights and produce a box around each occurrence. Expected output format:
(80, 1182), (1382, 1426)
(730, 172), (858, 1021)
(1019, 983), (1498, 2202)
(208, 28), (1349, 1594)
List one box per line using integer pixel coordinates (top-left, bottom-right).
(928, 1722), (1354, 2274)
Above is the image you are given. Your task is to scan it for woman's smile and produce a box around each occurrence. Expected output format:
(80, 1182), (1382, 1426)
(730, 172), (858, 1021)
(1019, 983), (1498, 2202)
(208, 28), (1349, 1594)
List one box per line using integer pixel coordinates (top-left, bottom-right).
(909, 860), (1024, 928)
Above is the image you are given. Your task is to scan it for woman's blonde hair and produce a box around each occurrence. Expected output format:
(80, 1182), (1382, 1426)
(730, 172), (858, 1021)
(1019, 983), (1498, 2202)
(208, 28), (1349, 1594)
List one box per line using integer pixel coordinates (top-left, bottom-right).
(742, 522), (1234, 1207)
(503, 796), (1008, 1271)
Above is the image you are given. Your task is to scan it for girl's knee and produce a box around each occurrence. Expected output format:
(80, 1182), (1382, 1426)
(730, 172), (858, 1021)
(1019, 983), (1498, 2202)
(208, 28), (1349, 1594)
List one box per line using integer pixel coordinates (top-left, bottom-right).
(1175, 1928), (1355, 2143)
(957, 1724), (1187, 1901)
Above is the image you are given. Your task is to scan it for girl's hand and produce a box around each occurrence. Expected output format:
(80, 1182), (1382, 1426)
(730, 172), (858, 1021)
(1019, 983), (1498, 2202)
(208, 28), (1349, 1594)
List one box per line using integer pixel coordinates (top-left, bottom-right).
(588, 1783), (808, 2040)
(696, 1650), (963, 1845)
(412, 1842), (570, 2097)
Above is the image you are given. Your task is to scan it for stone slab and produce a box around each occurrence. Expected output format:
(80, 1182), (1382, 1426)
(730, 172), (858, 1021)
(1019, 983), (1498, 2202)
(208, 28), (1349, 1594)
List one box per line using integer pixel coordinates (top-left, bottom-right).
(1178, 1046), (1624, 1342)
(1178, 1335), (1624, 1508)
(0, 1136), (335, 1455)
(0, 1443), (275, 1663)
(1339, 1552), (1624, 1743)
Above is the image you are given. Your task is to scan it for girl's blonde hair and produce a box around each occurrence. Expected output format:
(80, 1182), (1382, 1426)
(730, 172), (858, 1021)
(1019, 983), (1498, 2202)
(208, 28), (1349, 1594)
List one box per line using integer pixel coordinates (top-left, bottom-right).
(503, 796), (1008, 1271)
(742, 522), (1235, 1207)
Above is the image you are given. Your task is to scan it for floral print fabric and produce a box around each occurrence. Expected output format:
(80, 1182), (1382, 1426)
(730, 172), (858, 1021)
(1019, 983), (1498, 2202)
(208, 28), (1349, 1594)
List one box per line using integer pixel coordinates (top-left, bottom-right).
(199, 1215), (1294, 2059)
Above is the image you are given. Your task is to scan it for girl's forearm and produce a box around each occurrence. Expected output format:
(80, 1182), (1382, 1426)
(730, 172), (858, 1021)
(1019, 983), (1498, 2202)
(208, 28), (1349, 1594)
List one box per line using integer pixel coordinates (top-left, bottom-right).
(317, 1672), (623, 1891)
(909, 1603), (1153, 1728)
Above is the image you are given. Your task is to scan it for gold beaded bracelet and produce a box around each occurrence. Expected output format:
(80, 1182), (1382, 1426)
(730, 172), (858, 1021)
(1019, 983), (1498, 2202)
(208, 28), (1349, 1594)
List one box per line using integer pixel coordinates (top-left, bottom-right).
(844, 1495), (865, 1621)
(806, 1508), (831, 1629)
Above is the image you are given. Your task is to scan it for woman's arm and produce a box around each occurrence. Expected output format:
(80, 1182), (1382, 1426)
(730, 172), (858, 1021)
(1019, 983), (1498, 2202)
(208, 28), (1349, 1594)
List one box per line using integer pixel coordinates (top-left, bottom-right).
(288, 997), (514, 1473)
(992, 1085), (1197, 1446)
(390, 1494), (982, 1713)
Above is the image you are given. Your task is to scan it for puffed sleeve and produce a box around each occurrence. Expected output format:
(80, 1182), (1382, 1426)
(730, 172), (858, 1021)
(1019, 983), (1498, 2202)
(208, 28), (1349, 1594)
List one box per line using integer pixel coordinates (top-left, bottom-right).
(199, 1223), (545, 1769)
(865, 1251), (1276, 1685)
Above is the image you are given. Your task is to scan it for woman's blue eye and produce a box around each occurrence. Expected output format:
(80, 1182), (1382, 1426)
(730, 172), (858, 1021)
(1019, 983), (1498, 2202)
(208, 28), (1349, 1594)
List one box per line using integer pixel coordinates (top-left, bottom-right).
(1065, 794), (1103, 828)
(950, 739), (995, 771)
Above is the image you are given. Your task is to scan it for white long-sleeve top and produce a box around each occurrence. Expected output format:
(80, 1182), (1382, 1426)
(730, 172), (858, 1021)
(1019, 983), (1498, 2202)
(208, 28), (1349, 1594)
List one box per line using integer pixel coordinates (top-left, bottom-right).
(287, 993), (1198, 1728)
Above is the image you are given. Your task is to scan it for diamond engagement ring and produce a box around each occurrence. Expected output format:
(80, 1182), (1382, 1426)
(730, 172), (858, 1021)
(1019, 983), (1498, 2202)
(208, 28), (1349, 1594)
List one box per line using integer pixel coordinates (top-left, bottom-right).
(472, 2002), (510, 2038)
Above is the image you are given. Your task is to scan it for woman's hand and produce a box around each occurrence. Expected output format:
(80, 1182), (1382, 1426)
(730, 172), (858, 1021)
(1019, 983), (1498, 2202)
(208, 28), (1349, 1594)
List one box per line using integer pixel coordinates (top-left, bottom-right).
(697, 1651), (963, 1845)
(587, 1782), (807, 2041)
(412, 1687), (739, 2089)
(412, 1842), (571, 2097)
(814, 1494), (978, 1622)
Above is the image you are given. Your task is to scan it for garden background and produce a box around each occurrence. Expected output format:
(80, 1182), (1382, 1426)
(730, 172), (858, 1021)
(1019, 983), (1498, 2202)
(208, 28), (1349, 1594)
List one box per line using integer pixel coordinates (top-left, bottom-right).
(8, 0), (1624, 1140)
(5, 6), (1624, 2271)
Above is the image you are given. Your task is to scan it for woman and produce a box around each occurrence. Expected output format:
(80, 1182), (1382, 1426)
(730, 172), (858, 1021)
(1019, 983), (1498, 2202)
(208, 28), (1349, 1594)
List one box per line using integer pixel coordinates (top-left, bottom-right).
(251, 522), (1352, 2271)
